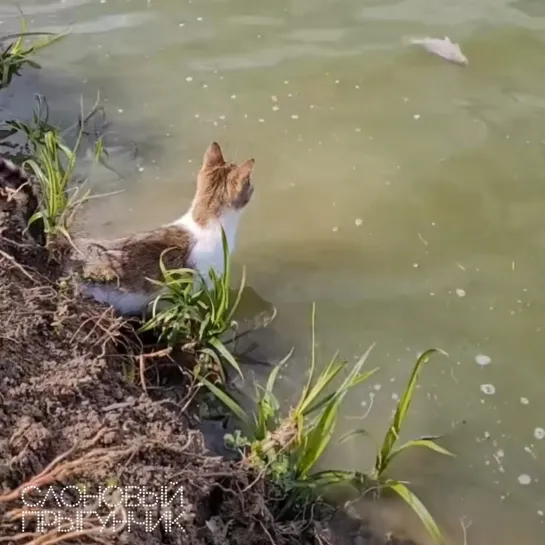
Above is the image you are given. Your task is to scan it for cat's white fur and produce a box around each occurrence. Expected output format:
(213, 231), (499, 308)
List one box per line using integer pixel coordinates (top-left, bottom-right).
(80, 206), (242, 316)
(173, 204), (241, 284)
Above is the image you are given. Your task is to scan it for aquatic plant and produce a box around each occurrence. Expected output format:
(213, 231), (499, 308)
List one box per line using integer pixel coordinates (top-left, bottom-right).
(202, 308), (451, 544)
(0, 19), (65, 89)
(338, 348), (453, 544)
(139, 227), (245, 384)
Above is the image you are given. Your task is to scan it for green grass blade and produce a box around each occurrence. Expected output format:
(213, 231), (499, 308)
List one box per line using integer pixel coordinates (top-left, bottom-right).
(296, 393), (345, 478)
(296, 302), (318, 411)
(199, 377), (251, 427)
(385, 480), (444, 545)
(265, 348), (294, 394)
(303, 367), (378, 417)
(226, 265), (246, 322)
(387, 438), (455, 467)
(377, 348), (443, 476)
(208, 337), (243, 380)
(338, 428), (373, 445)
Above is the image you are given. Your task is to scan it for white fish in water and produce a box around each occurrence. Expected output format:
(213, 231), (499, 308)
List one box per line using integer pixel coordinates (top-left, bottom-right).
(407, 36), (468, 66)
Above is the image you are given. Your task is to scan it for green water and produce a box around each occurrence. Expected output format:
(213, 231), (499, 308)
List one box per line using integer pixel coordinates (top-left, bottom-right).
(1, 0), (545, 543)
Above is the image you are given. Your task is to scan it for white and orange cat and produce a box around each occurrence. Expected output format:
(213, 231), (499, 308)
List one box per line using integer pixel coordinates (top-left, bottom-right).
(65, 141), (255, 316)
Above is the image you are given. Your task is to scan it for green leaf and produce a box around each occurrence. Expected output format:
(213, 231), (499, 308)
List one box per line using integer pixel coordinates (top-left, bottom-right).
(265, 348), (294, 395)
(377, 348), (444, 477)
(386, 438), (454, 468)
(296, 391), (344, 478)
(385, 480), (444, 545)
(199, 377), (251, 427)
(209, 337), (243, 380)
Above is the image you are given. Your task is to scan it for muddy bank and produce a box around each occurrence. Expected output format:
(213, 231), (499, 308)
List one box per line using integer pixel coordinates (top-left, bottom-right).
(0, 160), (419, 545)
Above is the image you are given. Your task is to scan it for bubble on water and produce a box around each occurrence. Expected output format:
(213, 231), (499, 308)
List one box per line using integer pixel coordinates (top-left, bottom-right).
(291, 114), (299, 120)
(185, 76), (193, 82)
(518, 474), (531, 485)
(373, 384), (381, 391)
(197, 17), (203, 21)
(272, 105), (280, 111)
(392, 393), (399, 401)
(413, 114), (421, 120)
(538, 510), (544, 517)
(230, 95), (236, 99)
(456, 288), (466, 298)
(534, 428), (545, 440)
(480, 384), (496, 395)
(521, 397), (529, 405)
(332, 226), (339, 232)
(258, 118), (265, 123)
(355, 218), (363, 226)
(475, 354), (491, 366)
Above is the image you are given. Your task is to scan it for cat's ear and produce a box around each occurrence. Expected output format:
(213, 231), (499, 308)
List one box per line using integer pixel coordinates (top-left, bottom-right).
(203, 142), (225, 168)
(238, 158), (255, 179)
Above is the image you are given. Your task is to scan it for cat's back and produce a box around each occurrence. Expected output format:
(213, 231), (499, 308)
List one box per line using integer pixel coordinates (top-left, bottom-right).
(72, 225), (195, 291)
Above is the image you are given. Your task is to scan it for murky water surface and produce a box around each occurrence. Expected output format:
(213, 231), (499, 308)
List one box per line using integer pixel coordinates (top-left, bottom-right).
(2, 0), (545, 542)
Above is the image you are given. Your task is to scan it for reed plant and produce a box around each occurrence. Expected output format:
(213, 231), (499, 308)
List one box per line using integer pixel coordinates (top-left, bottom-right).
(139, 228), (245, 384)
(202, 309), (452, 544)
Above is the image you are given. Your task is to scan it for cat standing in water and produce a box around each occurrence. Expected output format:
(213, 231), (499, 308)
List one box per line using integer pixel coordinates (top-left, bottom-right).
(67, 141), (256, 316)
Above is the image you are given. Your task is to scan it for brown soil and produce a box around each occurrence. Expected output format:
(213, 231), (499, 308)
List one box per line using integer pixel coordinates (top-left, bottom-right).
(0, 163), (418, 545)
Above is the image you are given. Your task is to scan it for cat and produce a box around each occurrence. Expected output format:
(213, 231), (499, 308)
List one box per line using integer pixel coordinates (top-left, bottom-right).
(65, 141), (256, 316)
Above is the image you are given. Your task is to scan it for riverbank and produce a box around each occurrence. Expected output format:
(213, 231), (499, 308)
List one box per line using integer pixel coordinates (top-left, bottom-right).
(0, 157), (421, 545)
(0, 170), (328, 544)
(0, 24), (448, 545)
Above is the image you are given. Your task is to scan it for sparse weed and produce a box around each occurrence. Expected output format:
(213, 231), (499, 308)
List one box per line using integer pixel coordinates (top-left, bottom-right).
(139, 228), (245, 384)
(338, 348), (453, 544)
(17, 95), (109, 246)
(0, 19), (65, 89)
(202, 304), (376, 505)
(203, 307), (451, 543)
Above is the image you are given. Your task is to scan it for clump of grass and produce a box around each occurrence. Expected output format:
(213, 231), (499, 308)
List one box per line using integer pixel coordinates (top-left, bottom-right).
(202, 308), (452, 544)
(0, 19), (65, 89)
(10, 94), (109, 246)
(139, 228), (245, 384)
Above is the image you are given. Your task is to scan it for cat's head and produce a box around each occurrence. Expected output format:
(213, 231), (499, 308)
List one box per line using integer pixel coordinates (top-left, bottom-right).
(193, 141), (255, 224)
